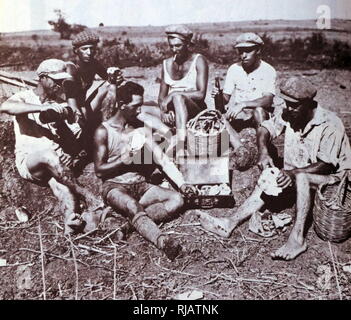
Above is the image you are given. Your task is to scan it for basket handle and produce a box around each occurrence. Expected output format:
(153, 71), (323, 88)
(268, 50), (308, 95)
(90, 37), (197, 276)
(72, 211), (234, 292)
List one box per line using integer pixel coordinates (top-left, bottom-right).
(317, 172), (348, 206)
(187, 109), (224, 130)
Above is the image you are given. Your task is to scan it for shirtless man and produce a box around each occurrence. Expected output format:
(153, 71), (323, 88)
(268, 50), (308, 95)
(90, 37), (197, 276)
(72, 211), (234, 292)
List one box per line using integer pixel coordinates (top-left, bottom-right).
(93, 81), (196, 260)
(197, 77), (351, 260)
(0, 59), (99, 234)
(212, 33), (277, 128)
(138, 24), (208, 155)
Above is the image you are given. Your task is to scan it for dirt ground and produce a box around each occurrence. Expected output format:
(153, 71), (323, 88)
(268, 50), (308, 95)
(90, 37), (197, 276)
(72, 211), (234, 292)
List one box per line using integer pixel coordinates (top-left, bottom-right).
(0, 64), (351, 300)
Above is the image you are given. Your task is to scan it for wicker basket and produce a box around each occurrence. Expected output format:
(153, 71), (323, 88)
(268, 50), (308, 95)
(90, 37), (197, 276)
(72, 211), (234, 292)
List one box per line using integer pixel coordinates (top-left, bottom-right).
(186, 110), (225, 157)
(313, 172), (351, 243)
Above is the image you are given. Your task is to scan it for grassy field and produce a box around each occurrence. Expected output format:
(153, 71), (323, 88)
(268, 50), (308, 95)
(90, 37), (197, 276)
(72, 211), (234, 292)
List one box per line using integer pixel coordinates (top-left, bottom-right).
(0, 20), (351, 301)
(1, 19), (351, 70)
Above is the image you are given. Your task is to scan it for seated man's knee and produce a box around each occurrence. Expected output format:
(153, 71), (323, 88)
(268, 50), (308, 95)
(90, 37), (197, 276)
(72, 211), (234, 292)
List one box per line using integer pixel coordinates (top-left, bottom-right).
(126, 199), (144, 215)
(167, 192), (184, 212)
(172, 94), (187, 106)
(295, 172), (309, 186)
(39, 150), (61, 169)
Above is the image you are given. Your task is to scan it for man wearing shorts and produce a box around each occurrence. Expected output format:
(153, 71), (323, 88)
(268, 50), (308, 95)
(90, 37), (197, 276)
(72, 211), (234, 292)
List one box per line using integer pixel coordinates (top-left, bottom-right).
(93, 82), (196, 260)
(0, 59), (99, 234)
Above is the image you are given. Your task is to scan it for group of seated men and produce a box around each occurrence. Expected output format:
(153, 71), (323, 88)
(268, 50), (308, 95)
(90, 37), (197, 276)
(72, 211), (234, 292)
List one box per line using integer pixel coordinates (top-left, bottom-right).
(1, 24), (350, 262)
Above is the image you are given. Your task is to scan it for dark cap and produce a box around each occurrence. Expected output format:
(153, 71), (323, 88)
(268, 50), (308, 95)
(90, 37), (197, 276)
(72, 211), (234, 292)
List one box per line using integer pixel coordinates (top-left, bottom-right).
(280, 76), (317, 102)
(72, 30), (99, 48)
(165, 24), (193, 42)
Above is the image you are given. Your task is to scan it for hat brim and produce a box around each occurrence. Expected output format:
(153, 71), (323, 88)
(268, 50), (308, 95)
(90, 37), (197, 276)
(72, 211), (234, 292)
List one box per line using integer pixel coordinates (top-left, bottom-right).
(279, 92), (300, 103)
(48, 72), (72, 80)
(235, 42), (261, 48)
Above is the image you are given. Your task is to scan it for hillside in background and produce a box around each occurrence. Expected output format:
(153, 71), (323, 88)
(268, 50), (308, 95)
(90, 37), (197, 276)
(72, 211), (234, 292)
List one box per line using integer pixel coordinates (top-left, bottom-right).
(1, 19), (351, 71)
(2, 19), (351, 44)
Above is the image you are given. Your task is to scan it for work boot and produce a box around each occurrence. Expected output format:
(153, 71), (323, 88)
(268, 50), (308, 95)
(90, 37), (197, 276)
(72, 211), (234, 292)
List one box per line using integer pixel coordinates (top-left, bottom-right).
(132, 213), (182, 260)
(157, 235), (182, 261)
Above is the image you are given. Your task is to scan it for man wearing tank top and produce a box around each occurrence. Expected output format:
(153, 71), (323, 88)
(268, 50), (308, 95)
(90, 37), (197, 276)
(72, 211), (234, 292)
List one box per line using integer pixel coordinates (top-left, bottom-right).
(93, 85), (197, 260)
(137, 25), (209, 157)
(212, 33), (277, 128)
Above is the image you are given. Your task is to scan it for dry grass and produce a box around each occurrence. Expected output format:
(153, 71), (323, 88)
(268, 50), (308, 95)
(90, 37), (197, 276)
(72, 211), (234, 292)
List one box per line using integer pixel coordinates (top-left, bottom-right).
(0, 22), (351, 300)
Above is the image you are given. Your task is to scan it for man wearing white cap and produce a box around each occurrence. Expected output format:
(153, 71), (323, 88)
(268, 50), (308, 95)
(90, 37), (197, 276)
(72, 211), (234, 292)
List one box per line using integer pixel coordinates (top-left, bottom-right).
(212, 32), (277, 127)
(0, 59), (99, 234)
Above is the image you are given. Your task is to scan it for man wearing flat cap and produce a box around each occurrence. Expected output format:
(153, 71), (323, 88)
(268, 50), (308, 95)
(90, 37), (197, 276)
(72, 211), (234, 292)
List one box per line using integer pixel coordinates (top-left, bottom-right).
(0, 59), (102, 234)
(64, 30), (124, 160)
(212, 32), (277, 128)
(138, 24), (209, 156)
(197, 76), (351, 261)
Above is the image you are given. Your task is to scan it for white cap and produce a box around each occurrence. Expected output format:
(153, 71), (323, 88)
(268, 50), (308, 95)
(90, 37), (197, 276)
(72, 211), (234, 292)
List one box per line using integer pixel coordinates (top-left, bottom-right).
(36, 59), (71, 80)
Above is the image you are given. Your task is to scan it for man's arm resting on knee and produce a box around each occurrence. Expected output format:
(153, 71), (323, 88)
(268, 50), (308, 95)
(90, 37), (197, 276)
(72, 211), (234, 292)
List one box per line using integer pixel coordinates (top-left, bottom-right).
(144, 136), (185, 189)
(158, 67), (170, 111)
(93, 125), (128, 179)
(285, 161), (336, 177)
(227, 94), (274, 119)
(277, 161), (336, 190)
(241, 94), (274, 110)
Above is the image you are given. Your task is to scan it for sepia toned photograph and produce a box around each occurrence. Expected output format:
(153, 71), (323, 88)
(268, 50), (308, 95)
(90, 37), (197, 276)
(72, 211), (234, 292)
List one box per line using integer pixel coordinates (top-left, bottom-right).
(0, 0), (350, 302)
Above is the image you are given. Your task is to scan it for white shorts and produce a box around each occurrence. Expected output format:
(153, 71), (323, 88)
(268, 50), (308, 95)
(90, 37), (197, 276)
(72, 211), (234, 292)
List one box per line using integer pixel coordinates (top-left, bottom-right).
(15, 149), (41, 182)
(15, 143), (73, 183)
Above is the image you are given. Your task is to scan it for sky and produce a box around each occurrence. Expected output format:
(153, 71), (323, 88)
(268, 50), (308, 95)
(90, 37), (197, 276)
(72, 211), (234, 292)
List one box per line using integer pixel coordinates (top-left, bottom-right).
(0, 0), (350, 33)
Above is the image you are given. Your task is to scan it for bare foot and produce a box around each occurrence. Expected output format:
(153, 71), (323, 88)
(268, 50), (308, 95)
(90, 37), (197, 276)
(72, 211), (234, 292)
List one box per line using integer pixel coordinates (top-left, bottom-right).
(64, 213), (84, 235)
(81, 207), (109, 233)
(271, 238), (307, 261)
(195, 210), (235, 238)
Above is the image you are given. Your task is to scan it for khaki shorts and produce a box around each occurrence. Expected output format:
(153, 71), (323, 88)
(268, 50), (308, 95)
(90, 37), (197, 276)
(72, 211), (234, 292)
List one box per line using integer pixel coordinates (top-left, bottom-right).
(102, 180), (154, 204)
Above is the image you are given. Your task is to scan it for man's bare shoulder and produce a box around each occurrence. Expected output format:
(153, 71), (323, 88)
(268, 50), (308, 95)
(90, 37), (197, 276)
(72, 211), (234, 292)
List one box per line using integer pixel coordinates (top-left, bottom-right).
(94, 123), (108, 141)
(195, 53), (208, 66)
